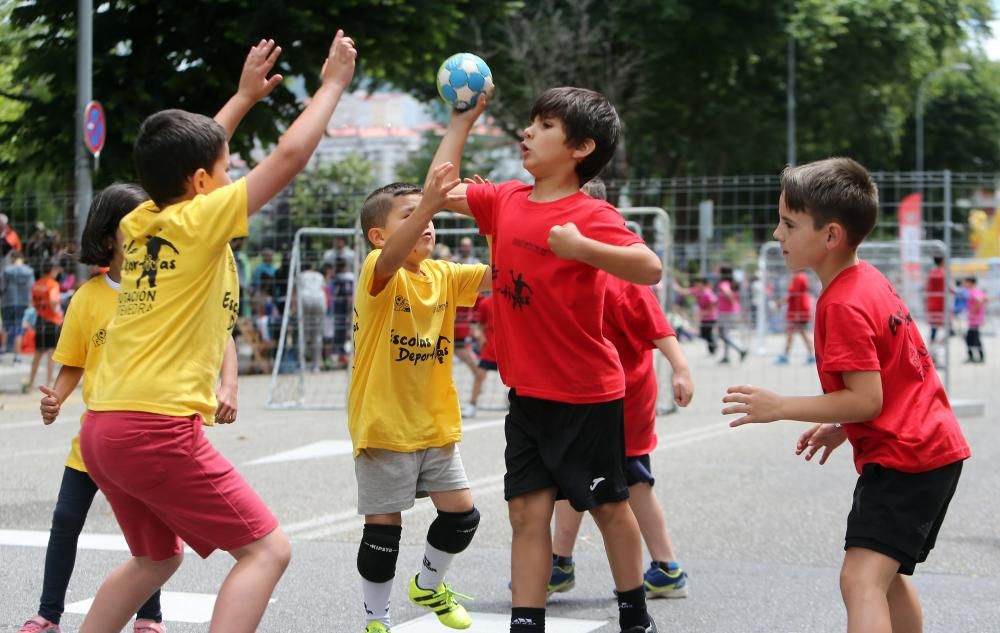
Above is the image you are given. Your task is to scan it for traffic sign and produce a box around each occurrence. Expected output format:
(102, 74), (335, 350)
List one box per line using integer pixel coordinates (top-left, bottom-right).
(83, 100), (105, 157)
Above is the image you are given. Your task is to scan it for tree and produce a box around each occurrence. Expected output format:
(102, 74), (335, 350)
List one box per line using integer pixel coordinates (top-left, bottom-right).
(289, 152), (376, 228)
(1, 0), (519, 193)
(395, 128), (515, 184)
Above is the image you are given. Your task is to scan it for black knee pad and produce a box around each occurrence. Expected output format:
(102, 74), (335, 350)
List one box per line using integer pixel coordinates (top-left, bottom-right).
(357, 523), (402, 583)
(426, 507), (481, 554)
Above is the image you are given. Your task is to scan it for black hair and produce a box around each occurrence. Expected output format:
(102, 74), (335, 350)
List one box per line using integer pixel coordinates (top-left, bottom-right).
(529, 87), (621, 186)
(360, 183), (423, 247)
(80, 183), (148, 266)
(133, 109), (228, 207)
(933, 256), (944, 266)
(780, 158), (879, 248)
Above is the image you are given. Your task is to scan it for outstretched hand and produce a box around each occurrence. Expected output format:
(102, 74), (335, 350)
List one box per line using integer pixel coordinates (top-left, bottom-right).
(722, 384), (784, 427)
(321, 29), (357, 88)
(238, 39), (284, 103)
(451, 94), (489, 126)
(423, 162), (463, 210)
(39, 385), (60, 425)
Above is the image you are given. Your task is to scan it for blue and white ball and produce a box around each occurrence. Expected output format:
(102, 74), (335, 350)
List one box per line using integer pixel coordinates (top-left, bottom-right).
(437, 53), (494, 112)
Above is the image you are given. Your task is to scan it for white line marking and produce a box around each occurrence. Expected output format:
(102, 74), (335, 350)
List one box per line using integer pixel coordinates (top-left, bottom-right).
(0, 529), (193, 553)
(66, 591), (274, 624)
(246, 439), (354, 465)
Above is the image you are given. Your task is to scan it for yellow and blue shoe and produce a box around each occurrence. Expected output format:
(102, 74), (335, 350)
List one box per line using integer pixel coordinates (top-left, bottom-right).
(548, 555), (575, 594)
(364, 622), (390, 633)
(407, 576), (472, 629)
(643, 561), (688, 599)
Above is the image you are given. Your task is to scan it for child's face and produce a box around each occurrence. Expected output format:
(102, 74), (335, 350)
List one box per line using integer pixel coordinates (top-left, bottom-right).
(373, 193), (435, 263)
(773, 193), (828, 272)
(521, 115), (588, 179)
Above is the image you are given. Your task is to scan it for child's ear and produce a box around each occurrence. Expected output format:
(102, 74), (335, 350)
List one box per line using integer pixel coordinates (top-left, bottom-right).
(368, 227), (386, 249)
(191, 167), (211, 195)
(825, 222), (849, 250)
(571, 138), (596, 161)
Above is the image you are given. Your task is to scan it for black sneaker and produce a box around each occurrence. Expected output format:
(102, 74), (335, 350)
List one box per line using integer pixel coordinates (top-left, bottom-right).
(621, 616), (657, 633)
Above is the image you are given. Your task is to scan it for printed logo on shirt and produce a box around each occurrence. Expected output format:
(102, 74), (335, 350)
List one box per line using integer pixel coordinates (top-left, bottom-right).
(92, 328), (107, 347)
(498, 269), (533, 311)
(512, 237), (550, 257)
(887, 304), (932, 379)
(222, 290), (239, 332)
(390, 329), (451, 366)
(394, 295), (411, 312)
(590, 477), (606, 491)
(124, 235), (179, 290)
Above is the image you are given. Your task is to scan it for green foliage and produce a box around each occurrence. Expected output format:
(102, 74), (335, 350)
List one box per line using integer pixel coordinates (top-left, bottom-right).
(1, 0), (519, 193)
(289, 152), (376, 228)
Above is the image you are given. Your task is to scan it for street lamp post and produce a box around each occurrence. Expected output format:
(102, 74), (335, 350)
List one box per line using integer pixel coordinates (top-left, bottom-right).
(916, 63), (971, 174)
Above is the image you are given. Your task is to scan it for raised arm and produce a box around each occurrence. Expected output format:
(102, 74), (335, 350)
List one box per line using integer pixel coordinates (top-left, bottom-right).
(428, 99), (488, 216)
(214, 39), (284, 140)
(370, 163), (461, 296)
(245, 30), (356, 216)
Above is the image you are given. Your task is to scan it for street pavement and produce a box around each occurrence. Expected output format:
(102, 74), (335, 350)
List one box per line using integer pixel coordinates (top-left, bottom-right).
(1, 334), (997, 632)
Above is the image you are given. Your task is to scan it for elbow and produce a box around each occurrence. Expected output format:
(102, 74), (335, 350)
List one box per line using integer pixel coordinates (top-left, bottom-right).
(861, 393), (883, 421)
(640, 254), (663, 285)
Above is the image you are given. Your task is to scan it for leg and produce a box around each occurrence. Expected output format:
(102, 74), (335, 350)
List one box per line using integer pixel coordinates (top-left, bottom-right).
(419, 488), (479, 588)
(783, 329), (794, 356)
(589, 500), (644, 592)
(78, 554), (183, 633)
(37, 468), (100, 624)
(552, 499), (584, 558)
(359, 513), (402, 630)
(28, 350), (42, 387)
(209, 528), (291, 633)
(45, 350), (55, 386)
(627, 482), (677, 563)
(840, 547), (902, 633)
(886, 574), (923, 633)
(135, 589), (164, 625)
(469, 367), (487, 407)
(456, 345), (478, 374)
(509, 488), (558, 608)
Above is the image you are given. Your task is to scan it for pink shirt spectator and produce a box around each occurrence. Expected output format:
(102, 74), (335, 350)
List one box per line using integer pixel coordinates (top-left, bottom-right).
(694, 287), (719, 321)
(717, 280), (740, 314)
(967, 288), (986, 328)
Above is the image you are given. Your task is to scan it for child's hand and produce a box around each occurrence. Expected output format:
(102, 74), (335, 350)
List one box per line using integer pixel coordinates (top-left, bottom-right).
(39, 385), (60, 425)
(672, 366), (694, 407)
(450, 95), (488, 127)
(548, 222), (587, 260)
(215, 383), (238, 424)
(464, 174), (492, 186)
(422, 162), (462, 211)
(238, 39), (284, 103)
(321, 29), (357, 88)
(795, 423), (847, 465)
(722, 384), (784, 426)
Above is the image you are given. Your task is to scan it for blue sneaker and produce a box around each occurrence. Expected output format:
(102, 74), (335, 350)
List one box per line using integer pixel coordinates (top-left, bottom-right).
(548, 556), (575, 594)
(643, 561), (688, 599)
(805, 354), (816, 364)
(773, 354), (789, 365)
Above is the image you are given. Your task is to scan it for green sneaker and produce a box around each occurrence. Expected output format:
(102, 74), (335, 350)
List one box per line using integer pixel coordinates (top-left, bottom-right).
(364, 623), (390, 633)
(547, 556), (575, 594)
(643, 561), (689, 598)
(407, 576), (472, 629)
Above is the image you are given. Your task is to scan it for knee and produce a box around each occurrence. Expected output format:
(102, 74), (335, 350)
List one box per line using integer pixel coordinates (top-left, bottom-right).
(589, 501), (630, 528)
(51, 502), (89, 535)
(508, 500), (545, 534)
(358, 523), (402, 582)
(266, 529), (292, 572)
(427, 507), (480, 554)
(839, 566), (880, 604)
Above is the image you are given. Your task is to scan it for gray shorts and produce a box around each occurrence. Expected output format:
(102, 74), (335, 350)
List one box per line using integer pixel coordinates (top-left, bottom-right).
(354, 444), (469, 516)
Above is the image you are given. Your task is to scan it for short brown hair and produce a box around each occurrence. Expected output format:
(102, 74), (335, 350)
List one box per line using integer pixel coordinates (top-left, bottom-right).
(359, 183), (422, 246)
(780, 158), (879, 247)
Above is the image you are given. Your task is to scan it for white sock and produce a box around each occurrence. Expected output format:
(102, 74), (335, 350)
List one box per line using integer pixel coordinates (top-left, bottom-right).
(361, 578), (393, 626)
(416, 542), (456, 590)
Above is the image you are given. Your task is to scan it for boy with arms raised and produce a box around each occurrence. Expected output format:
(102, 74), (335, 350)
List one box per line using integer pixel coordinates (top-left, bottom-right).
(723, 158), (970, 633)
(348, 104), (490, 632)
(439, 87), (662, 633)
(79, 33), (356, 633)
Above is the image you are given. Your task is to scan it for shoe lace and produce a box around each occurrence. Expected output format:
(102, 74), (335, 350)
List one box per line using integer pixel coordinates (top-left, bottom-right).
(439, 583), (473, 606)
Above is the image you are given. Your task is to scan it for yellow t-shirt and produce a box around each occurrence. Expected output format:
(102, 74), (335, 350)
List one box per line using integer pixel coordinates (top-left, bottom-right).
(52, 274), (119, 472)
(348, 250), (487, 456)
(90, 180), (249, 419)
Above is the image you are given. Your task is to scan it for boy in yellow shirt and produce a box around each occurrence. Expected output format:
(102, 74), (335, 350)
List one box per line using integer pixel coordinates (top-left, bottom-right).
(349, 105), (491, 633)
(79, 32), (356, 633)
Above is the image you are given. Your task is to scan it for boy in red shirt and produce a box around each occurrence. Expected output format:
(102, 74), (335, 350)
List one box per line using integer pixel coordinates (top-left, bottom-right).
(27, 259), (63, 391)
(774, 270), (815, 364)
(438, 87), (662, 633)
(723, 158), (970, 633)
(925, 256), (947, 343)
(463, 292), (497, 418)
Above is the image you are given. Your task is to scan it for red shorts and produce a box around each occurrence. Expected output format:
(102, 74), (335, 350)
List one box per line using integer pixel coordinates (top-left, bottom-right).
(81, 410), (277, 561)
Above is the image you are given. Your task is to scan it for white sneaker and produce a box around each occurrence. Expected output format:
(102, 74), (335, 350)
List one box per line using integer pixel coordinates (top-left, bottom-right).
(461, 404), (477, 418)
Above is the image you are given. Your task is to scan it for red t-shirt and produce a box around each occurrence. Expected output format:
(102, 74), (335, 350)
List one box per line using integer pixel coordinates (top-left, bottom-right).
(455, 306), (474, 340)
(475, 294), (496, 363)
(925, 266), (946, 325)
(603, 277), (674, 456)
(32, 277), (63, 326)
(786, 272), (813, 322)
(814, 261), (969, 474)
(466, 181), (644, 403)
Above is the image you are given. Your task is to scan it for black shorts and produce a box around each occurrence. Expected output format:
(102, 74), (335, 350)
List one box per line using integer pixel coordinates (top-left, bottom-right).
(478, 359), (497, 371)
(35, 319), (61, 351)
(625, 454), (655, 486)
(845, 460), (963, 575)
(504, 389), (629, 511)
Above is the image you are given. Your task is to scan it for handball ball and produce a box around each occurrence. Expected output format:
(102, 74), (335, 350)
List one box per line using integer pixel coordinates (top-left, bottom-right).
(437, 53), (494, 111)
